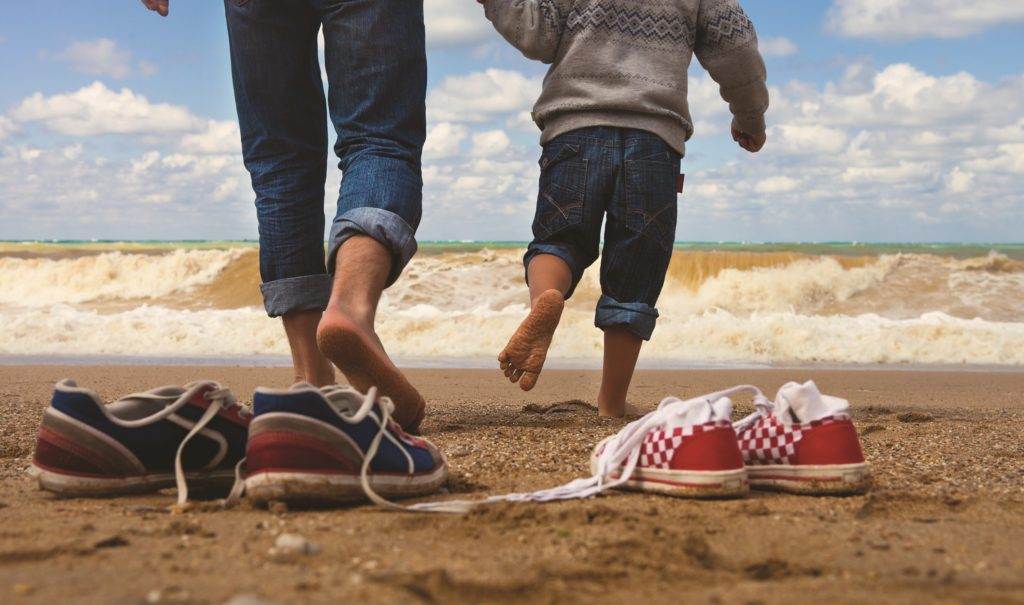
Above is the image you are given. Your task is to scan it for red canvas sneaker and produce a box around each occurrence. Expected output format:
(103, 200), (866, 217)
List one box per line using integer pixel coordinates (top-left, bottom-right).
(588, 388), (752, 499)
(734, 381), (870, 495)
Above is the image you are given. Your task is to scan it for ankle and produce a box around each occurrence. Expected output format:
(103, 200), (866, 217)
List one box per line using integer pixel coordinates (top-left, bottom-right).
(294, 359), (335, 387)
(597, 395), (627, 418)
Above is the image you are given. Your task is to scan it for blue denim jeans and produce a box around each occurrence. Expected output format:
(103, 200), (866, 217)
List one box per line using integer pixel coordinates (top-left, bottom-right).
(225, 0), (426, 317)
(525, 127), (681, 340)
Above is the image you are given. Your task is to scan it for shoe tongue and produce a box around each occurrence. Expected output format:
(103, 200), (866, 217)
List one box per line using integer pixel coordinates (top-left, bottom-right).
(774, 381), (849, 423)
(316, 385), (368, 415)
(109, 385), (186, 419)
(663, 396), (732, 429)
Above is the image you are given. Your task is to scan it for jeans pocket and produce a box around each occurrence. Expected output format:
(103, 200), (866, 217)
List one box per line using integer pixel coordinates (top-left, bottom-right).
(623, 153), (678, 251)
(229, 0), (250, 6)
(533, 143), (588, 239)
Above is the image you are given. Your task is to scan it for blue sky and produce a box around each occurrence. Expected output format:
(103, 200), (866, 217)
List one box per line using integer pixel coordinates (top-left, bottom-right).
(1, 0), (1023, 242)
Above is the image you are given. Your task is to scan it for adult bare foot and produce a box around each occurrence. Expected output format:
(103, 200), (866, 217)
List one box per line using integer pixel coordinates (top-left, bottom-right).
(316, 307), (426, 433)
(498, 289), (565, 391)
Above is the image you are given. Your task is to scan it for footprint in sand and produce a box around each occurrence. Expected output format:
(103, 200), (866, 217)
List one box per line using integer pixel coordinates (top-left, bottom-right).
(498, 289), (565, 391)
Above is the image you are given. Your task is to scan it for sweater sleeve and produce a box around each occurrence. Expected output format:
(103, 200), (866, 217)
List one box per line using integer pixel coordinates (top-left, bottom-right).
(694, 0), (769, 135)
(483, 0), (569, 64)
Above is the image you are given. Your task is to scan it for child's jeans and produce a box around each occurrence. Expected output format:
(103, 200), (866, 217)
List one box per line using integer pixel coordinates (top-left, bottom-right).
(524, 126), (680, 341)
(224, 0), (426, 318)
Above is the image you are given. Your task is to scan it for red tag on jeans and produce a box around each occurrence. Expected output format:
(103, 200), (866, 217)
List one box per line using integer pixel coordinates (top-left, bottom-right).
(676, 173), (685, 194)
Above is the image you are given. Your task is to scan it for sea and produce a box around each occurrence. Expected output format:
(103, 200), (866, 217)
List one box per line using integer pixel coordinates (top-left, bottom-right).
(1, 241), (1023, 368)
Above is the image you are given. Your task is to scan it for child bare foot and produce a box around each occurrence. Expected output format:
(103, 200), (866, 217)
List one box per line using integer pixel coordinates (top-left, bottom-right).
(499, 289), (565, 391)
(317, 307), (426, 433)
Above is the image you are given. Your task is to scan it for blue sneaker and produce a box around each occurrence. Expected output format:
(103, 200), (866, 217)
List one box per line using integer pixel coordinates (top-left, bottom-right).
(31, 379), (249, 503)
(244, 384), (447, 506)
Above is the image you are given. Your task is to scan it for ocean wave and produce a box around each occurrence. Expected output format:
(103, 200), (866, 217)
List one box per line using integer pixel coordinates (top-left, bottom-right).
(2, 245), (1022, 364)
(0, 249), (250, 306)
(2, 303), (1022, 365)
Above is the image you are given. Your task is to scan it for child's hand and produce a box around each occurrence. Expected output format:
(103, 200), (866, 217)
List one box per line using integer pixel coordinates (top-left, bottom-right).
(732, 127), (766, 153)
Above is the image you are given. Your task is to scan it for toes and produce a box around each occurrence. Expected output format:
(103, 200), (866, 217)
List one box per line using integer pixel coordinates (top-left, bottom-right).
(520, 372), (538, 391)
(504, 364), (517, 379)
(510, 368), (525, 383)
(498, 350), (509, 364)
(499, 359), (511, 371)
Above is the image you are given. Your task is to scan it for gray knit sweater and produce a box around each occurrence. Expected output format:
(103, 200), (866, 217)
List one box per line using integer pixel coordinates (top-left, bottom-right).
(483, 0), (769, 154)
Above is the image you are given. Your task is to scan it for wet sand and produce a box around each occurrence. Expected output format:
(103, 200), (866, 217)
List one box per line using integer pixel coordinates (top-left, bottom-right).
(1, 365), (1022, 604)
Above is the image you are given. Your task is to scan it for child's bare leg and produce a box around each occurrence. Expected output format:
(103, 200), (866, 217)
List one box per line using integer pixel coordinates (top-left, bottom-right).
(597, 327), (643, 417)
(498, 254), (570, 391)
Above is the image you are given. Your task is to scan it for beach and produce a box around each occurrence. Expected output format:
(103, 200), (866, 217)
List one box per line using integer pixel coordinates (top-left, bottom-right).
(2, 364), (1022, 604)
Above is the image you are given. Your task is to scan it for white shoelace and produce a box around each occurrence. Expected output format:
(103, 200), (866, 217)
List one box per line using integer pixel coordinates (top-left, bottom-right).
(224, 385), (418, 511)
(407, 384), (770, 514)
(733, 395), (776, 433)
(146, 384), (250, 506)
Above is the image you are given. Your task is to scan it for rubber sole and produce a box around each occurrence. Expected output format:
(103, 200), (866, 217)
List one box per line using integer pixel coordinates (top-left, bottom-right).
(244, 466), (448, 506)
(590, 459), (749, 499)
(747, 462), (871, 495)
(31, 464), (236, 497)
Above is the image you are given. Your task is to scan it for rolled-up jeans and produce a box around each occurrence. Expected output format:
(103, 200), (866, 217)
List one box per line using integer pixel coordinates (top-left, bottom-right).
(523, 127), (679, 341)
(225, 0), (426, 317)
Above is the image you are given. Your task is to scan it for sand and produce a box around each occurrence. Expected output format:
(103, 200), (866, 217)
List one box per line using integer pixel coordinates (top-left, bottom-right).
(1, 365), (1022, 604)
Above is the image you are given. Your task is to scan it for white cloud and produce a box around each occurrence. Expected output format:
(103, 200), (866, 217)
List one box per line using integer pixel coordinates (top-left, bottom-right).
(0, 116), (15, 140)
(180, 120), (241, 154)
(424, 122), (468, 159)
(755, 175), (799, 194)
(55, 38), (134, 79)
(0, 143), (253, 239)
(945, 167), (974, 194)
(679, 61), (1024, 240)
(471, 129), (511, 157)
(9, 82), (204, 136)
(425, 0), (491, 48)
(427, 69), (541, 123)
(827, 0), (1024, 39)
(759, 36), (798, 57)
(137, 60), (159, 77)
(771, 124), (849, 155)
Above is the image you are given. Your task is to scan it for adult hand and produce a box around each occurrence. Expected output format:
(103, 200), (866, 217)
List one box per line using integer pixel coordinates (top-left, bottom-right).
(732, 126), (766, 153)
(141, 0), (169, 17)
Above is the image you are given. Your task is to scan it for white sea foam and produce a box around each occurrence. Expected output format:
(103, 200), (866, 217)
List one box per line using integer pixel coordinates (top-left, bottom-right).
(3, 303), (1023, 365)
(0, 249), (247, 306)
(2, 246), (1022, 365)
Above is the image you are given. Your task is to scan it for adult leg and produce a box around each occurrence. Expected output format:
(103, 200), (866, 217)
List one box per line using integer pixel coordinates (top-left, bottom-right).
(224, 0), (334, 386)
(597, 130), (679, 416)
(314, 0), (427, 431)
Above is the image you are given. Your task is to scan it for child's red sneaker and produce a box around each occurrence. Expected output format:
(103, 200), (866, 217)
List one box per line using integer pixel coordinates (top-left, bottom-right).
(589, 392), (749, 499)
(734, 381), (871, 495)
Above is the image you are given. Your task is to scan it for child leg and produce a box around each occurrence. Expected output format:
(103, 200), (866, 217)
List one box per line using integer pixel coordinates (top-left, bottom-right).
(597, 327), (643, 416)
(498, 254), (570, 390)
(526, 253), (572, 302)
(595, 130), (680, 416)
(499, 129), (607, 391)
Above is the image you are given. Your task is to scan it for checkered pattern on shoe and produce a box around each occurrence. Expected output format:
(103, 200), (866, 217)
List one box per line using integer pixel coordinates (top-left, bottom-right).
(638, 420), (733, 469)
(737, 414), (848, 465)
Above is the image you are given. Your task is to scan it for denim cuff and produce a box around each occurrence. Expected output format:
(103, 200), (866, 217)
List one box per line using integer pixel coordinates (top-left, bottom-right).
(260, 274), (331, 318)
(594, 294), (660, 341)
(327, 207), (418, 287)
(523, 243), (585, 298)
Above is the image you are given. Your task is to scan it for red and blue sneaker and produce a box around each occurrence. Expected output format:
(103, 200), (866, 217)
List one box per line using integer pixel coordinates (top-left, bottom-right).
(734, 381), (871, 495)
(243, 384), (447, 506)
(31, 379), (250, 503)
